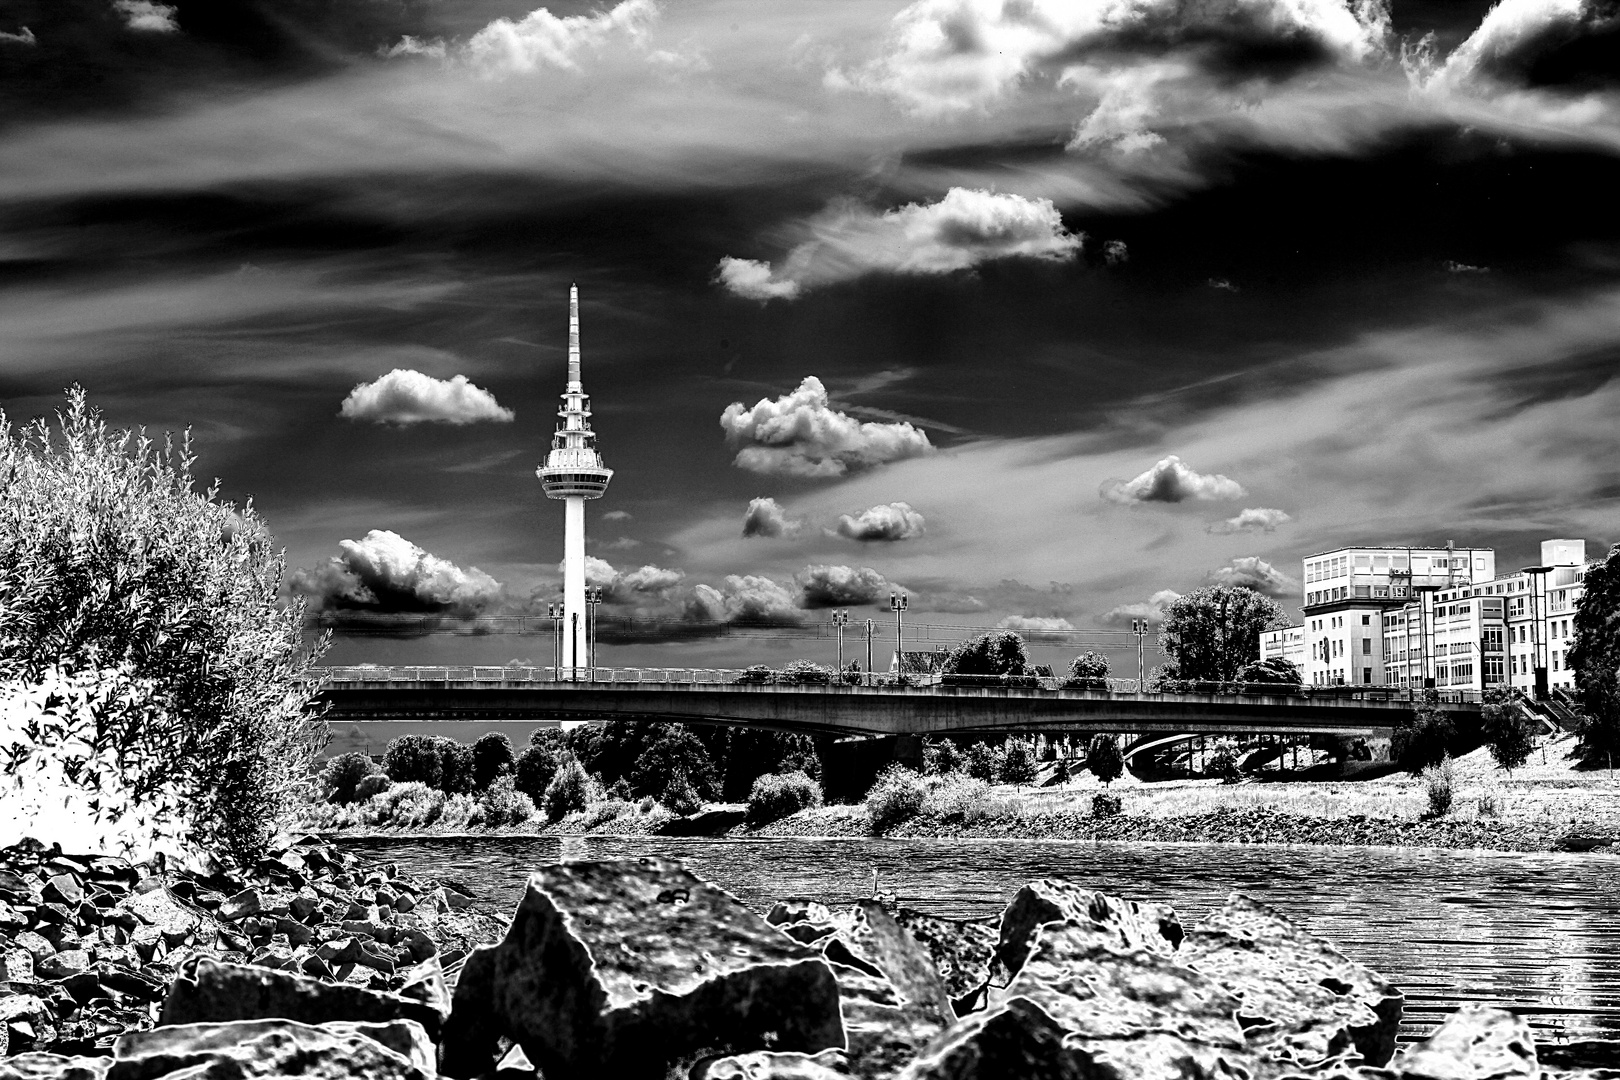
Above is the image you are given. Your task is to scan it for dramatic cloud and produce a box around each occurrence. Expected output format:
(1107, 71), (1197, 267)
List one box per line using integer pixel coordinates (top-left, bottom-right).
(1208, 507), (1292, 533)
(113, 1), (179, 33)
(340, 369), (515, 426)
(742, 497), (801, 538)
(834, 502), (926, 542)
(577, 556), (685, 602)
(856, 0), (1390, 113)
(1432, 0), (1620, 92)
(461, 0), (656, 75)
(287, 530), (502, 618)
(1102, 589), (1182, 626)
(1208, 557), (1298, 597)
(721, 376), (934, 477)
(1100, 455), (1247, 503)
(716, 189), (1082, 300)
(796, 564), (891, 609)
(685, 575), (803, 626)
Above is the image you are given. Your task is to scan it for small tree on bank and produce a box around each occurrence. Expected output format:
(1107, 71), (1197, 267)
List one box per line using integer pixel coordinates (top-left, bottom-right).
(1392, 689), (1453, 774)
(1088, 734), (1124, 786)
(998, 737), (1038, 788)
(1480, 687), (1536, 774)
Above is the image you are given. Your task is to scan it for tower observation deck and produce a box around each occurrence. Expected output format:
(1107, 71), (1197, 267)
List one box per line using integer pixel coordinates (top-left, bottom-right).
(536, 284), (612, 675)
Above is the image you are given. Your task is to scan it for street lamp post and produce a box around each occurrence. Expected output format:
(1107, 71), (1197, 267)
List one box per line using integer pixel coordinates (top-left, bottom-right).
(570, 612), (581, 682)
(832, 609), (849, 672)
(1130, 619), (1150, 691)
(864, 618), (875, 679)
(547, 602), (563, 680)
(889, 593), (908, 674)
(585, 585), (604, 679)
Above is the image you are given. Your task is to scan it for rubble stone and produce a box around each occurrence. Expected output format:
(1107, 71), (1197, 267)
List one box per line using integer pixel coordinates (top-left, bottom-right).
(1390, 1004), (1538, 1080)
(106, 1017), (431, 1080)
(996, 880), (1183, 978)
(157, 958), (450, 1039)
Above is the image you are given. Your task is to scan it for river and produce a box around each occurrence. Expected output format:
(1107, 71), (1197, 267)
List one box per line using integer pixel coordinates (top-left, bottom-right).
(343, 836), (1620, 1045)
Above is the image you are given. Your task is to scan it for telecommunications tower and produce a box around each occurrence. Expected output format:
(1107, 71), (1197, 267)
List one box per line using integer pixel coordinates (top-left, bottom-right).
(536, 284), (613, 676)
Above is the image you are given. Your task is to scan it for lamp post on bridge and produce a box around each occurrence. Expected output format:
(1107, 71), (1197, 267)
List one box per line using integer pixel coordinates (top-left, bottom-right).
(864, 618), (875, 678)
(547, 603), (563, 680)
(586, 585), (604, 680)
(889, 592), (907, 673)
(1130, 619), (1151, 691)
(832, 609), (849, 672)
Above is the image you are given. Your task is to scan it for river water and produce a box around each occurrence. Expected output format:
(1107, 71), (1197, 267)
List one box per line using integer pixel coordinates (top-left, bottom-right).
(344, 836), (1620, 1045)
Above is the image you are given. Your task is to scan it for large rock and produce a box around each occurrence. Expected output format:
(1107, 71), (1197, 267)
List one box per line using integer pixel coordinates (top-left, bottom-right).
(1179, 893), (1404, 1068)
(114, 1020), (435, 1076)
(992, 921), (1257, 1080)
(1389, 1005), (1537, 1080)
(996, 881), (1183, 978)
(439, 858), (844, 1080)
(158, 957), (450, 1040)
(831, 902), (955, 1027)
(696, 1050), (853, 1080)
(104, 1017), (431, 1080)
(890, 911), (997, 1014)
(894, 997), (1085, 1080)
(826, 960), (944, 1080)
(0, 1055), (109, 1080)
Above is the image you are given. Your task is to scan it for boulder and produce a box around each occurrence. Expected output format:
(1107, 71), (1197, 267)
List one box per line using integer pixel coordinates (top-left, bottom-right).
(996, 881), (1182, 978)
(696, 1050), (854, 1079)
(2, 946), (36, 981)
(1179, 893), (1404, 1068)
(890, 911), (998, 1015)
(37, 951), (91, 980)
(114, 1019), (435, 1076)
(439, 858), (844, 1080)
(894, 996), (1084, 1080)
(0, 1054), (110, 1080)
(830, 902), (955, 1027)
(217, 890), (262, 922)
(157, 957), (450, 1039)
(1389, 1004), (1537, 1080)
(105, 1017), (431, 1080)
(826, 960), (943, 1079)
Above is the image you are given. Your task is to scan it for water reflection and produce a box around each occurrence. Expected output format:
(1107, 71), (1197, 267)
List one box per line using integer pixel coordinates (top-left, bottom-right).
(345, 836), (1620, 1043)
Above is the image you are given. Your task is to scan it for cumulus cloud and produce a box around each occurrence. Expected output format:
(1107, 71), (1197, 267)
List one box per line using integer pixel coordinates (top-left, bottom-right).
(574, 556), (685, 602)
(113, 0), (179, 33)
(742, 496), (802, 538)
(1103, 240), (1130, 264)
(796, 565), (891, 608)
(340, 369), (515, 426)
(1431, 0), (1620, 93)
(834, 502), (926, 542)
(0, 27), (36, 45)
(287, 530), (502, 619)
(602, 510), (633, 521)
(1208, 507), (1292, 533)
(856, 0), (1389, 114)
(997, 614), (1077, 642)
(1100, 455), (1247, 503)
(685, 575), (803, 626)
(716, 188), (1081, 300)
(721, 376), (934, 477)
(1102, 589), (1182, 626)
(1208, 557), (1298, 597)
(462, 0), (656, 75)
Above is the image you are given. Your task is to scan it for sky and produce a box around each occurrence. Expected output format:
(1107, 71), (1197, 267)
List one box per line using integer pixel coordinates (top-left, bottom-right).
(2, 0), (1618, 672)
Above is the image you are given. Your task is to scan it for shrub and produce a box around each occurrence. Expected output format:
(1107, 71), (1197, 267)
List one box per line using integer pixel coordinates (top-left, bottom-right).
(384, 736), (443, 789)
(1476, 792), (1501, 818)
(513, 745), (561, 803)
(661, 770), (705, 817)
(1423, 758), (1456, 817)
(638, 795), (656, 814)
(0, 389), (327, 862)
(736, 665), (776, 685)
(480, 775), (534, 826)
(1394, 691), (1454, 774)
(437, 739), (476, 794)
(922, 738), (967, 776)
(472, 733), (516, 791)
(543, 757), (593, 822)
(778, 660), (833, 685)
(606, 776), (635, 800)
(1206, 747), (1243, 784)
(580, 799), (632, 830)
(1235, 658), (1303, 687)
(747, 771), (822, 824)
(924, 774), (1001, 824)
(965, 741), (1000, 782)
(866, 765), (927, 834)
(370, 781), (446, 828)
(1065, 652), (1111, 689)
(1088, 735), (1124, 786)
(322, 753), (380, 805)
(354, 773), (392, 802)
(1091, 791), (1123, 818)
(998, 738), (1038, 787)
(1480, 688), (1536, 774)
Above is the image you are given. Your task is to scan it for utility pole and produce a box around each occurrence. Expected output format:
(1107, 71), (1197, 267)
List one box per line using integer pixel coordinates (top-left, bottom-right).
(570, 612), (581, 682)
(864, 618), (875, 679)
(585, 585), (604, 679)
(1131, 619), (1150, 691)
(890, 593), (908, 673)
(832, 609), (849, 672)
(548, 602), (563, 679)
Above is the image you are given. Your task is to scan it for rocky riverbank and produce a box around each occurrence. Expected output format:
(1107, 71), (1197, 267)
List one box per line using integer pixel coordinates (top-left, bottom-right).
(3, 850), (1617, 1079)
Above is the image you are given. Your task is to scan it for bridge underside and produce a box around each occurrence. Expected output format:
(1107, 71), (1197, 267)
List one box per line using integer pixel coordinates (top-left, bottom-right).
(317, 682), (1409, 757)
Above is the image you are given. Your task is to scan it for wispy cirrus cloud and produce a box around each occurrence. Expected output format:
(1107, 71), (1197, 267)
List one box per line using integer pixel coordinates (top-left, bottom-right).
(721, 376), (934, 477)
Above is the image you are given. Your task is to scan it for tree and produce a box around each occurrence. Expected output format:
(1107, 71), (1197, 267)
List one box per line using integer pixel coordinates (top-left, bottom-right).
(1569, 544), (1620, 767)
(513, 745), (561, 803)
(943, 631), (1030, 677)
(1158, 586), (1291, 685)
(0, 389), (327, 861)
(321, 753), (379, 805)
(1065, 652), (1111, 689)
(384, 735), (443, 789)
(472, 732), (516, 790)
(1088, 734), (1124, 786)
(1480, 688), (1536, 774)
(436, 738), (476, 794)
(922, 737), (967, 776)
(998, 738), (1038, 787)
(1392, 689), (1453, 774)
(966, 741), (1000, 781)
(628, 725), (720, 802)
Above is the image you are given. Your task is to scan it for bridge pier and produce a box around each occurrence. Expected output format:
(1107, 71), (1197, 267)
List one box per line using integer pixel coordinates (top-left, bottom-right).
(821, 734), (923, 803)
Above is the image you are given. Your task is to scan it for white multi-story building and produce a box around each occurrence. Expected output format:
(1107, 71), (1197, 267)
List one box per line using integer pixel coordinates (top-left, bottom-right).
(1300, 544), (1496, 687)
(1259, 625), (1305, 669)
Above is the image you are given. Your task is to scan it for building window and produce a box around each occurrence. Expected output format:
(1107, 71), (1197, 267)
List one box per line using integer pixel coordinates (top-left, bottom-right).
(1363, 667), (1372, 683)
(1361, 614), (1371, 625)
(1362, 639), (1371, 654)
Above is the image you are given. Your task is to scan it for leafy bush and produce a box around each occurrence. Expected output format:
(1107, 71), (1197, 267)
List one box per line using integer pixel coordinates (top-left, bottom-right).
(1091, 791), (1123, 818)
(354, 773), (392, 802)
(924, 774), (1004, 824)
(1480, 688), (1536, 773)
(543, 757), (594, 822)
(606, 776), (635, 800)
(0, 389), (327, 861)
(998, 738), (1038, 787)
(384, 736), (443, 789)
(1476, 792), (1501, 818)
(736, 665), (776, 685)
(513, 745), (561, 803)
(479, 775), (534, 826)
(1088, 735), (1124, 786)
(778, 660), (833, 685)
(747, 771), (822, 824)
(368, 782), (446, 828)
(661, 770), (705, 817)
(922, 738), (967, 776)
(1206, 747), (1243, 784)
(1423, 758), (1456, 818)
(1064, 652), (1111, 689)
(943, 631), (1030, 677)
(472, 733), (516, 791)
(1394, 691), (1454, 774)
(966, 741), (1000, 781)
(1235, 658), (1303, 687)
(866, 765), (927, 834)
(322, 753), (380, 805)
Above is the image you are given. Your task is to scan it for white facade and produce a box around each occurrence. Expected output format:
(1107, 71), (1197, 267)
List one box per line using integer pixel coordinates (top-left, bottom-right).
(535, 285), (613, 675)
(1260, 626), (1305, 669)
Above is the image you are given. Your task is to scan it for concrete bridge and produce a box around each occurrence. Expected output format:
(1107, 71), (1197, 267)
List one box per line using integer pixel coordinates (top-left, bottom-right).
(315, 665), (1475, 759)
